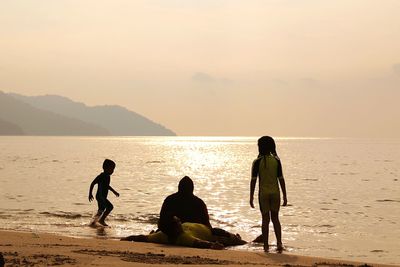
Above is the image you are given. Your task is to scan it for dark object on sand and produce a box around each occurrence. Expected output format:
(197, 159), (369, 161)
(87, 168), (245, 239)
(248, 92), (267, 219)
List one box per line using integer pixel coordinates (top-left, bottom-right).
(253, 234), (263, 243)
(0, 252), (5, 267)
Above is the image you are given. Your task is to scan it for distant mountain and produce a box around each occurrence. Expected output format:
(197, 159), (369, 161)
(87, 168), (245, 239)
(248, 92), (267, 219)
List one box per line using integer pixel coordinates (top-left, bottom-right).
(7, 92), (176, 136)
(0, 118), (24, 135)
(0, 91), (109, 135)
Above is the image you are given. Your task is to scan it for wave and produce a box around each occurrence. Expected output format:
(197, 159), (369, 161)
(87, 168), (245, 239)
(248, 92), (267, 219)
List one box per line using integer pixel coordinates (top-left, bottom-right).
(112, 213), (159, 224)
(39, 211), (90, 219)
(376, 199), (400, 203)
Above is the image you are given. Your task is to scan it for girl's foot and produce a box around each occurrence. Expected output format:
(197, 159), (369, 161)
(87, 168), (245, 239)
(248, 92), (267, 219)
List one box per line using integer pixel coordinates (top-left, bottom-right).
(263, 243), (269, 252)
(277, 243), (284, 253)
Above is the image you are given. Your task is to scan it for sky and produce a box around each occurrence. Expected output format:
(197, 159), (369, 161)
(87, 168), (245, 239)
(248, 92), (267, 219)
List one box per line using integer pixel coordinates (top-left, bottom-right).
(1, 0), (400, 137)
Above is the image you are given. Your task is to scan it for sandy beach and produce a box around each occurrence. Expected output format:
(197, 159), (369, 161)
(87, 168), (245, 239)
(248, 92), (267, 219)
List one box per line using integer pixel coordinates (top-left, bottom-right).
(0, 230), (396, 267)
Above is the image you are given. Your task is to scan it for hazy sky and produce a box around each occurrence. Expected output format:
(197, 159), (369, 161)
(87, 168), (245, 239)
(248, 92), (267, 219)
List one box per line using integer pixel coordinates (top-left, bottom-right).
(1, 0), (400, 137)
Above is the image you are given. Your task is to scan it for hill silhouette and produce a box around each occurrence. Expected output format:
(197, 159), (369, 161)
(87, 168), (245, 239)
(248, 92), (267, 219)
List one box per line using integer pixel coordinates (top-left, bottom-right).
(0, 118), (24, 135)
(3, 92), (175, 136)
(0, 91), (109, 135)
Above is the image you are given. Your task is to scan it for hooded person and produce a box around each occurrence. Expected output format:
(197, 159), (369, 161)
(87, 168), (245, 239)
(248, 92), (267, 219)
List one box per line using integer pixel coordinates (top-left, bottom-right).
(158, 176), (212, 236)
(125, 176), (246, 247)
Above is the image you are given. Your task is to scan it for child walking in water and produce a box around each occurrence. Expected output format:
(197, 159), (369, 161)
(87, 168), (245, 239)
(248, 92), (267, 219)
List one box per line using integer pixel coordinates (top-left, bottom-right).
(89, 159), (120, 226)
(250, 136), (287, 252)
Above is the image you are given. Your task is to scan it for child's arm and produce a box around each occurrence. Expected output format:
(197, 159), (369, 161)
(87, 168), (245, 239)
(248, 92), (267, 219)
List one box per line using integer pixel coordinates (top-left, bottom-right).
(109, 186), (120, 197)
(88, 177), (99, 202)
(277, 161), (287, 206)
(250, 178), (257, 208)
(249, 159), (259, 208)
(278, 177), (287, 206)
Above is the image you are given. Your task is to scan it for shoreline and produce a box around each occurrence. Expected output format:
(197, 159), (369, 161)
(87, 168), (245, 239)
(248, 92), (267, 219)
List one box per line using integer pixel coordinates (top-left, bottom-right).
(1, 230), (397, 267)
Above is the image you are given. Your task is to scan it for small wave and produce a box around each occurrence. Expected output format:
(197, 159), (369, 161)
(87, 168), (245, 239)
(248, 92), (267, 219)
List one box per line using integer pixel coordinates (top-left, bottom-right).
(39, 211), (89, 219)
(320, 208), (334, 211)
(376, 199), (400, 203)
(111, 213), (159, 224)
(73, 203), (86, 206)
(146, 160), (165, 164)
(370, 249), (387, 253)
(317, 224), (335, 228)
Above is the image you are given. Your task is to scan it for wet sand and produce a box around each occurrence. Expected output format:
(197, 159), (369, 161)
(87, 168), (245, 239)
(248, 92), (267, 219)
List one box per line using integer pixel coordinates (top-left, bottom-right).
(0, 230), (397, 267)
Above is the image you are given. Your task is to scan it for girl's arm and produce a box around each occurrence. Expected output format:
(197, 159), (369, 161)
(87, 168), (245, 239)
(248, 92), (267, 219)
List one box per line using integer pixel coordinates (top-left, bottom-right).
(277, 160), (287, 206)
(278, 177), (287, 206)
(250, 159), (259, 208)
(250, 178), (257, 208)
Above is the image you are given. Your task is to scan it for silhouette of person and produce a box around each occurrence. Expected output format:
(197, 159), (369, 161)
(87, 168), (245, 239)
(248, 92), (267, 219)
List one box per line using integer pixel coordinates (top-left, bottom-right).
(156, 176), (246, 246)
(0, 252), (4, 267)
(250, 136), (287, 252)
(88, 159), (120, 226)
(158, 176), (212, 235)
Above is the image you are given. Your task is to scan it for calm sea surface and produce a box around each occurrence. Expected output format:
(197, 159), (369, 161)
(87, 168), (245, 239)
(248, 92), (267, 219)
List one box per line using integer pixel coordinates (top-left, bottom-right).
(0, 136), (399, 264)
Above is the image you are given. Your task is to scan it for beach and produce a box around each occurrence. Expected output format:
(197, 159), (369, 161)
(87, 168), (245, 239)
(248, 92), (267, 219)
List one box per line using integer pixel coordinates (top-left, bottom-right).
(1, 230), (396, 267)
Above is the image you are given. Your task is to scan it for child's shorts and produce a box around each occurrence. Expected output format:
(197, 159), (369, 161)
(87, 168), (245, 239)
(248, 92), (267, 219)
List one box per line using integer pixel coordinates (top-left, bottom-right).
(259, 192), (280, 214)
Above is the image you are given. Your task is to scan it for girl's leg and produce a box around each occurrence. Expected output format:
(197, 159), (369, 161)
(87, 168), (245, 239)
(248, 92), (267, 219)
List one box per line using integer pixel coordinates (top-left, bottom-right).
(270, 211), (283, 251)
(261, 212), (270, 251)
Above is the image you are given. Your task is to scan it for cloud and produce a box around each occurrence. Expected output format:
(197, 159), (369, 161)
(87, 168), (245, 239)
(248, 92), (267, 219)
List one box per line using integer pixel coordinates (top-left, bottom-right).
(393, 64), (400, 76)
(191, 72), (234, 86)
(192, 72), (217, 83)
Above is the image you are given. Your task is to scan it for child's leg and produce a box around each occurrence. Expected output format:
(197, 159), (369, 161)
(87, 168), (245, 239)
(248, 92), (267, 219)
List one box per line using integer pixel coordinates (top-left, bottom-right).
(98, 199), (114, 225)
(270, 211), (283, 250)
(91, 199), (106, 225)
(261, 212), (270, 251)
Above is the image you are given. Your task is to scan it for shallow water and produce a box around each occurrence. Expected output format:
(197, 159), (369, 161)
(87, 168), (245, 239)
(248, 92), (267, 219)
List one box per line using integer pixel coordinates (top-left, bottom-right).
(0, 136), (399, 265)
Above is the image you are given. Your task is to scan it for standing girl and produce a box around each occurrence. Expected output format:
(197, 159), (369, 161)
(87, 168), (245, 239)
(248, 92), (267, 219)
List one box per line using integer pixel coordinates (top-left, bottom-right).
(250, 136), (287, 252)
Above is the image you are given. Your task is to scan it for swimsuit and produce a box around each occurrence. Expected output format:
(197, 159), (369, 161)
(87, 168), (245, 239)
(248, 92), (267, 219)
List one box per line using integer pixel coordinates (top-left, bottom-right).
(252, 155), (283, 213)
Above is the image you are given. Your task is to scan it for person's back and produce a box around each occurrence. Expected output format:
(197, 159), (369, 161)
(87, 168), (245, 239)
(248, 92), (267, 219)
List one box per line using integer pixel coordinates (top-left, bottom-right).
(162, 192), (210, 226)
(158, 176), (211, 234)
(255, 154), (281, 195)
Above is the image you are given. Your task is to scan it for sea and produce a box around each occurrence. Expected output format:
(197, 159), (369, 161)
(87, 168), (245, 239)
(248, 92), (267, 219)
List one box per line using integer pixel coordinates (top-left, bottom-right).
(0, 136), (399, 265)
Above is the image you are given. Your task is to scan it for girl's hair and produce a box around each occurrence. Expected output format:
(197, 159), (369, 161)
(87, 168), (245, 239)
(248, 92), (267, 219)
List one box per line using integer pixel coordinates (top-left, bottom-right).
(257, 136), (277, 156)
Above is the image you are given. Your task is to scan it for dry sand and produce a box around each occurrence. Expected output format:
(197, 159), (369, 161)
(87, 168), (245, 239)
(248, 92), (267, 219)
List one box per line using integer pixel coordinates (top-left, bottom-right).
(0, 230), (396, 267)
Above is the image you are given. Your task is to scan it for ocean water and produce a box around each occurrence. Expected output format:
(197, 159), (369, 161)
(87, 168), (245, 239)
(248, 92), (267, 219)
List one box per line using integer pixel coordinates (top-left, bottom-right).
(0, 136), (399, 265)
